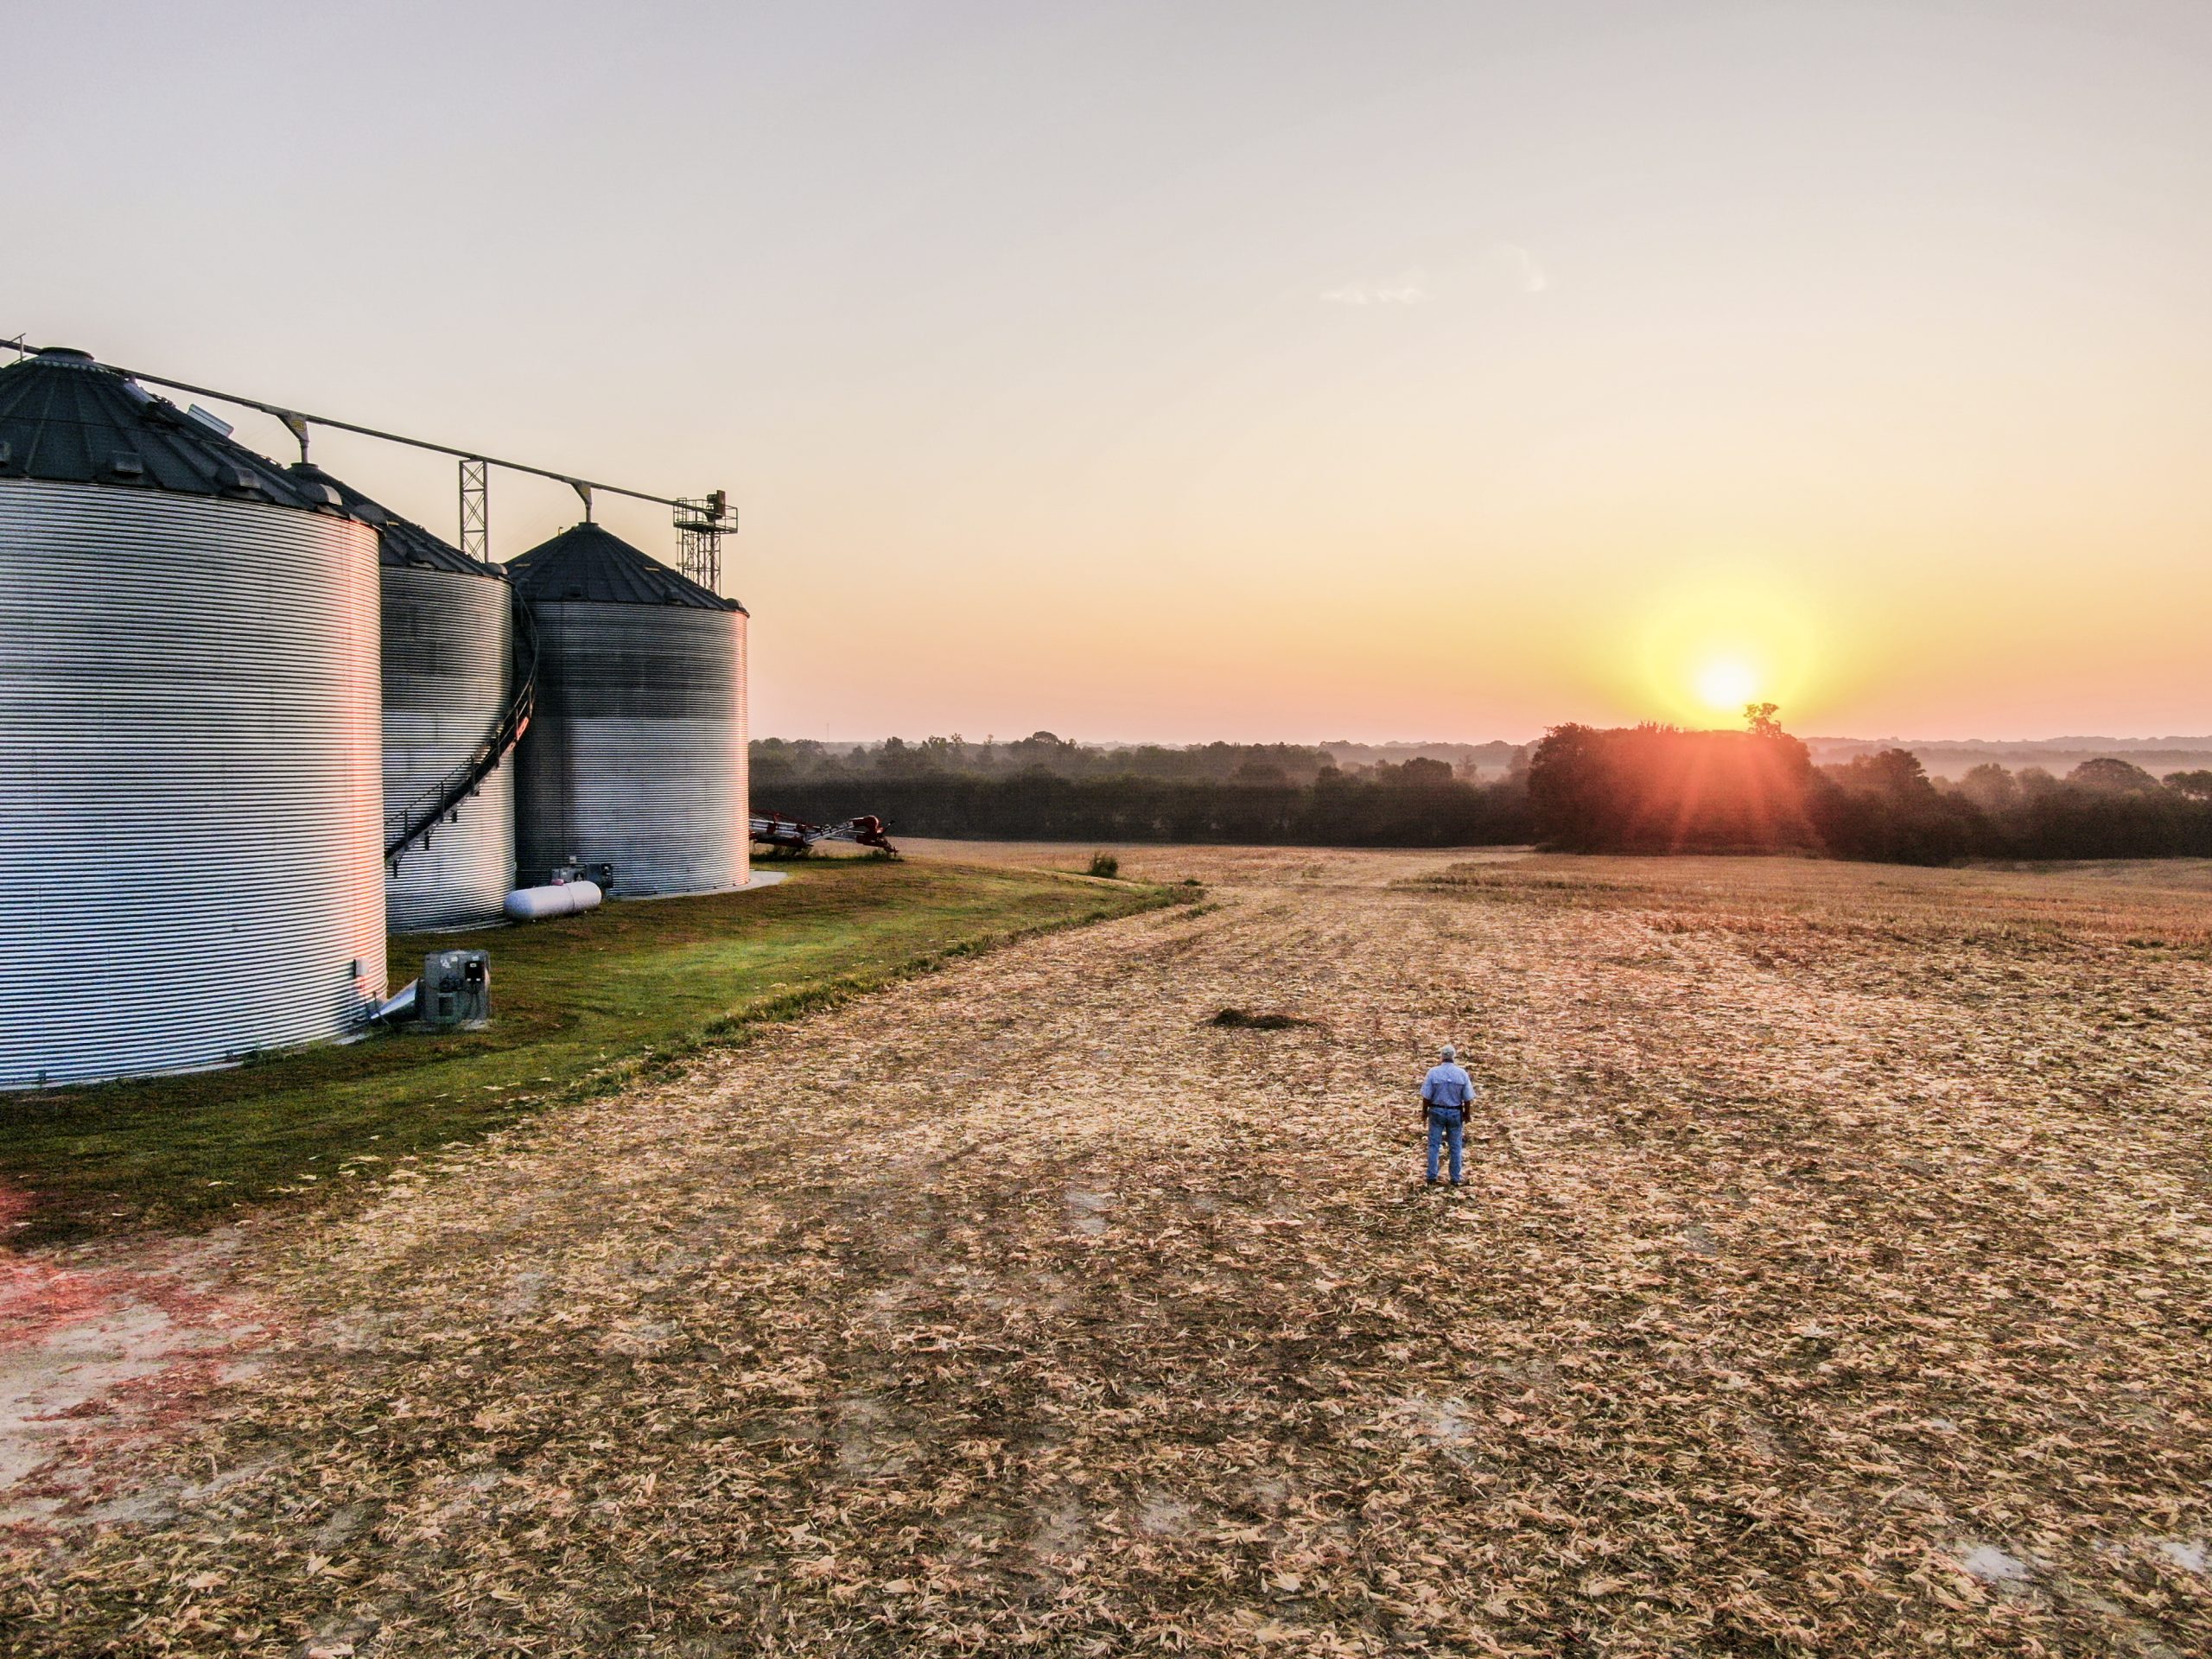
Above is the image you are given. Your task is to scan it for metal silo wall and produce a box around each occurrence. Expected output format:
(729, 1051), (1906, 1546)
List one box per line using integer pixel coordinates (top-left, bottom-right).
(514, 601), (747, 895)
(0, 480), (387, 1089)
(734, 608), (749, 888)
(382, 564), (515, 931)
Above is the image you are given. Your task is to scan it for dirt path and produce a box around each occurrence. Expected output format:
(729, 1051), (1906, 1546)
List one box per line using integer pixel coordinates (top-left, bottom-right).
(3, 848), (2209, 1656)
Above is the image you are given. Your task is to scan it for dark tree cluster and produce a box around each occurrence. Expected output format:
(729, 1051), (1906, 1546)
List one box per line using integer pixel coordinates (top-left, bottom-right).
(1941, 756), (2212, 859)
(1529, 710), (2212, 864)
(1526, 723), (1821, 854)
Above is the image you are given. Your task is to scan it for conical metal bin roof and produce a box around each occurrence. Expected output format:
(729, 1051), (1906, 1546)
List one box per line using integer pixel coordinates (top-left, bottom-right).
(0, 347), (352, 517)
(506, 522), (742, 612)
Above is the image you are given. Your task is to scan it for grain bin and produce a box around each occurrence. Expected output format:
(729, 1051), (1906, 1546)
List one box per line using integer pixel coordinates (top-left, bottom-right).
(292, 464), (518, 932)
(507, 523), (747, 895)
(0, 348), (385, 1088)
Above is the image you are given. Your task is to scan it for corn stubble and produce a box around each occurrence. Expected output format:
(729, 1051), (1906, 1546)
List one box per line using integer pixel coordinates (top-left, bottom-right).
(7, 849), (2209, 1656)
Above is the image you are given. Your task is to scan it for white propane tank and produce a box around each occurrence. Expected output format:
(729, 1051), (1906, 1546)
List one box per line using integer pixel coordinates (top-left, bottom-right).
(503, 880), (604, 921)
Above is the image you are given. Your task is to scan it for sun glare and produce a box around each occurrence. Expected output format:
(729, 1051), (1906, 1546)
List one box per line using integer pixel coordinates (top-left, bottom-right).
(1695, 658), (1758, 715)
(1618, 575), (1821, 729)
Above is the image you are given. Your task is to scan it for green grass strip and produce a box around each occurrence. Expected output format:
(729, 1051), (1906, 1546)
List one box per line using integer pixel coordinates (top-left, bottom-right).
(0, 858), (1179, 1246)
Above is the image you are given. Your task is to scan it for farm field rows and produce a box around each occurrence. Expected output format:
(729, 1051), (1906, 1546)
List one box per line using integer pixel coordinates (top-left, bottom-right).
(5, 846), (2209, 1656)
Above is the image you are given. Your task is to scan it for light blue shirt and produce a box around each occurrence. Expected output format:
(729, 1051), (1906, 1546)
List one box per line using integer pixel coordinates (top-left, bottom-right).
(1422, 1063), (1475, 1111)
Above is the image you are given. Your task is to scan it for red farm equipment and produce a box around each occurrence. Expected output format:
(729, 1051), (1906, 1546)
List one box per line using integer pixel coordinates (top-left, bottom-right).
(749, 812), (897, 856)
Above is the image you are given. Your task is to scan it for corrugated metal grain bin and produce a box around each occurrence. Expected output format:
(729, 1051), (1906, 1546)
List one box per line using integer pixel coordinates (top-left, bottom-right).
(506, 523), (748, 896)
(0, 348), (385, 1088)
(293, 464), (517, 932)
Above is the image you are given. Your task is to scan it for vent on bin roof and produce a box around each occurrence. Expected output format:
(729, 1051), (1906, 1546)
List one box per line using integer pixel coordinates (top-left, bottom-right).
(0, 347), (349, 514)
(289, 461), (490, 574)
(505, 522), (742, 612)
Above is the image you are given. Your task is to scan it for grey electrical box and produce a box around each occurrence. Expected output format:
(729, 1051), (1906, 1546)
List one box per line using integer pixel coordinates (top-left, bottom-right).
(419, 950), (491, 1031)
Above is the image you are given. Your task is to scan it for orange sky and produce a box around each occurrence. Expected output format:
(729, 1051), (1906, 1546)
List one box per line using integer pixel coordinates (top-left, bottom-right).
(11, 2), (2211, 742)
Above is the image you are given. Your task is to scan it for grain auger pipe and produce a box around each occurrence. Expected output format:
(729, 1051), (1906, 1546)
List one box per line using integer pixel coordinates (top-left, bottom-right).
(0, 339), (742, 594)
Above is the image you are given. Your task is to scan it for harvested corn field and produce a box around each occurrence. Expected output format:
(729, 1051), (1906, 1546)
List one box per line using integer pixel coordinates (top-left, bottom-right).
(5, 847), (2210, 1656)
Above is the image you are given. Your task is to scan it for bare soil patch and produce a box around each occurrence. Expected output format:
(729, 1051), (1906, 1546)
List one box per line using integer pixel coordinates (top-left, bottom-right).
(0, 1226), (267, 1529)
(3, 849), (2209, 1656)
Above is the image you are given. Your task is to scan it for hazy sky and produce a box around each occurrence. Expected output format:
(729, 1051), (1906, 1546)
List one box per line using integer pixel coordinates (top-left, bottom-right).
(9, 1), (2210, 741)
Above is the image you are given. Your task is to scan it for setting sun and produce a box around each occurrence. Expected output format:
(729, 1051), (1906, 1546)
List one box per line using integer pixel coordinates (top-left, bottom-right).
(1611, 576), (1825, 732)
(1695, 658), (1759, 717)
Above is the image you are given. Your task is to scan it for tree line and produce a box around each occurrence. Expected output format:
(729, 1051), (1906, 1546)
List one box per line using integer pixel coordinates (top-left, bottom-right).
(755, 731), (1527, 847)
(763, 767), (1529, 848)
(1526, 709), (2212, 862)
(753, 732), (1344, 787)
(753, 718), (2212, 861)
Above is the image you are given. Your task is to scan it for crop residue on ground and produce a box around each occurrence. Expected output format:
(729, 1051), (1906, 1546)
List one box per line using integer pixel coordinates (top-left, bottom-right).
(3, 847), (2208, 1656)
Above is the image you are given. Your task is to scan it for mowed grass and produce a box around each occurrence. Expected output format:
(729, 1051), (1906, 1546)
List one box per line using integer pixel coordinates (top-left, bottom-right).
(0, 856), (1175, 1245)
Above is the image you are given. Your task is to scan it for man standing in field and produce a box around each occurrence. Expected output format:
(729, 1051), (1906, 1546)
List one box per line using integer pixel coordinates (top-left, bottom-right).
(1421, 1044), (1477, 1187)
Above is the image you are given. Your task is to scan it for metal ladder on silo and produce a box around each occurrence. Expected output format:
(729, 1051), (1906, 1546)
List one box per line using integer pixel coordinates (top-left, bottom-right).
(385, 594), (539, 868)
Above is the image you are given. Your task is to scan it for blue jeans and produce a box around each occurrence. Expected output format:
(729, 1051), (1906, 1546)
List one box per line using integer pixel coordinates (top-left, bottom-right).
(1426, 1109), (1464, 1183)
